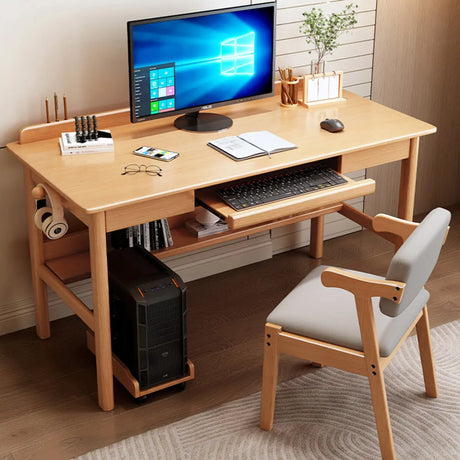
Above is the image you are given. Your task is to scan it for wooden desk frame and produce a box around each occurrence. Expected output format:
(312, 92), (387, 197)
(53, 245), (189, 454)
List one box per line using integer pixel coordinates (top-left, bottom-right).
(8, 92), (435, 410)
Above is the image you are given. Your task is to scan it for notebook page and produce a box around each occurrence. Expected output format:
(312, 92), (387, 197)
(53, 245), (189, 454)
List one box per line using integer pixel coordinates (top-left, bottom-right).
(209, 136), (265, 159)
(238, 131), (296, 153)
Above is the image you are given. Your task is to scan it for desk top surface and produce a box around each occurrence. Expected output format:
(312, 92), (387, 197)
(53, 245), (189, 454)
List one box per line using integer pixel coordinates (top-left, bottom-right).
(8, 91), (435, 214)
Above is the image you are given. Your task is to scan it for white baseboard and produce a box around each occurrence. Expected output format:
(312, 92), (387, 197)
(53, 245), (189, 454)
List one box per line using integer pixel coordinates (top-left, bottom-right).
(0, 279), (93, 336)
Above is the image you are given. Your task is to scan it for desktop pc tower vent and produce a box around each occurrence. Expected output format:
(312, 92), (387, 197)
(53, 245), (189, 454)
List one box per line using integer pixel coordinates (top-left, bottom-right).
(108, 247), (187, 391)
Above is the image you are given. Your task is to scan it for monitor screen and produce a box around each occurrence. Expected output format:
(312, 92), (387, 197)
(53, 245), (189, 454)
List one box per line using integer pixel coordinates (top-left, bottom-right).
(128, 3), (276, 132)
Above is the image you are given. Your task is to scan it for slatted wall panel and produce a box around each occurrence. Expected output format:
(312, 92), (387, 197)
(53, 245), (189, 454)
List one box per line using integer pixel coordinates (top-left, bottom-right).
(275, 0), (376, 97)
(270, 0), (376, 252)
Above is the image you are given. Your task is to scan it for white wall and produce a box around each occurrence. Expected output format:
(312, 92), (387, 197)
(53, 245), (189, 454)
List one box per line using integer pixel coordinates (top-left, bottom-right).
(0, 0), (250, 145)
(0, 0), (376, 335)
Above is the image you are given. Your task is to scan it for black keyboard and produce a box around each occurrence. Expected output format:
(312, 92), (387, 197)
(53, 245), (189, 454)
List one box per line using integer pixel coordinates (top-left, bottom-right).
(216, 165), (347, 211)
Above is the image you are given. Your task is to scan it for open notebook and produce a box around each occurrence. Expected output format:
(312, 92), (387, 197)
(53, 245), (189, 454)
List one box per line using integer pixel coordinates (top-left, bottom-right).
(208, 130), (297, 161)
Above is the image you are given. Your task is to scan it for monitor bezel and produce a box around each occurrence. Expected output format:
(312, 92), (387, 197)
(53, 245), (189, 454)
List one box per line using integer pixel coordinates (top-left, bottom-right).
(127, 2), (276, 126)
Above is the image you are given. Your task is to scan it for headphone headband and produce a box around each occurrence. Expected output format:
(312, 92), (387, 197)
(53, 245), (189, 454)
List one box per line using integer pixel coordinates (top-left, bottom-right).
(37, 184), (64, 221)
(34, 184), (68, 239)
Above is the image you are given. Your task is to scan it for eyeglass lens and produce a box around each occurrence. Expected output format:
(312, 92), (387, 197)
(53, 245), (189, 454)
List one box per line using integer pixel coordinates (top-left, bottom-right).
(122, 164), (162, 176)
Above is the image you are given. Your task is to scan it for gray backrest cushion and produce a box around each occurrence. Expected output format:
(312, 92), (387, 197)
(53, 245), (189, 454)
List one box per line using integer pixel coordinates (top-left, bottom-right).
(380, 208), (451, 317)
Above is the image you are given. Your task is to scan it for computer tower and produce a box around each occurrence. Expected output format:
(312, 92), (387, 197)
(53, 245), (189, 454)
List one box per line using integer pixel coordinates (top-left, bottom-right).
(107, 246), (187, 391)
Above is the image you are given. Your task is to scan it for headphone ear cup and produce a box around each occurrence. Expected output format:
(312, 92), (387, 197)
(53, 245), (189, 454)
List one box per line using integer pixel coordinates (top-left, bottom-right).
(34, 207), (53, 230)
(42, 214), (69, 240)
(34, 184), (69, 239)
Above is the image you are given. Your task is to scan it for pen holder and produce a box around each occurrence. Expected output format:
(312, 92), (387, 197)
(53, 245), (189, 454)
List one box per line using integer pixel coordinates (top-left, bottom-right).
(280, 78), (299, 107)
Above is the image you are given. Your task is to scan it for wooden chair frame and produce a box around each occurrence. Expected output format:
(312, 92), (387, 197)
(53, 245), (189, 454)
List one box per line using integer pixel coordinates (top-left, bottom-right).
(260, 214), (444, 460)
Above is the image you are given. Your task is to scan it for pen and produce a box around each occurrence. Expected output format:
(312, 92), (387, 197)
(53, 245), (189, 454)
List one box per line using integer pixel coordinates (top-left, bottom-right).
(267, 151), (272, 159)
(92, 115), (98, 140)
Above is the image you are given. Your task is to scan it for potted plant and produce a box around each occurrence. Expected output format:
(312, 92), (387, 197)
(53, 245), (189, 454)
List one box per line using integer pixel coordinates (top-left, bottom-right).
(299, 3), (358, 75)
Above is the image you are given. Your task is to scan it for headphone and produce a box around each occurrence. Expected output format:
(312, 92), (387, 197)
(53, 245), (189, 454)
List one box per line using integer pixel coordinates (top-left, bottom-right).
(33, 184), (68, 239)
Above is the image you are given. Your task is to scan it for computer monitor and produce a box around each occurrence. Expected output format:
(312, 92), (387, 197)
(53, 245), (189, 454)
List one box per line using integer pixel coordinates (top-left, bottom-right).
(127, 3), (276, 132)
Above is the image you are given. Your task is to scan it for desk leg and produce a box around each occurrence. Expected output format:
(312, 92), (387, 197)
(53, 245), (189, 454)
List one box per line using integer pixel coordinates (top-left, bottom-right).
(309, 215), (324, 259)
(89, 212), (114, 411)
(398, 137), (419, 221)
(23, 168), (50, 339)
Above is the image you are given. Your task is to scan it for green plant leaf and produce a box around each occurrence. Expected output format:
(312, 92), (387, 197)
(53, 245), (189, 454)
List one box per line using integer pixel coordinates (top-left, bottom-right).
(299, 3), (358, 64)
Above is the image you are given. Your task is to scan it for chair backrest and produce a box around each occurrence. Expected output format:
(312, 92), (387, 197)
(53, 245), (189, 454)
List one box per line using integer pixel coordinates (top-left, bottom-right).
(380, 207), (451, 317)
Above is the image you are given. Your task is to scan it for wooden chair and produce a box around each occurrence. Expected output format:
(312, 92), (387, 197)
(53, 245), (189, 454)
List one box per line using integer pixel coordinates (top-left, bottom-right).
(260, 208), (451, 460)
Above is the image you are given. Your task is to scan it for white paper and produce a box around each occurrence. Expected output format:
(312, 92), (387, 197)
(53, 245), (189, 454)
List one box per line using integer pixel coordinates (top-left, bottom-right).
(209, 136), (265, 159)
(238, 131), (297, 153)
(318, 76), (329, 100)
(307, 78), (319, 102)
(328, 74), (340, 99)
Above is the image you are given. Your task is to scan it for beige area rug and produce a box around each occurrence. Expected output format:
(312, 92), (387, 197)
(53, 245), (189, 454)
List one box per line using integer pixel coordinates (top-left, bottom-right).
(78, 320), (460, 459)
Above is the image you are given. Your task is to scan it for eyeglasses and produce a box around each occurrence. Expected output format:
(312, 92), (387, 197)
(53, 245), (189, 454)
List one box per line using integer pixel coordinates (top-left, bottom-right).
(121, 164), (162, 176)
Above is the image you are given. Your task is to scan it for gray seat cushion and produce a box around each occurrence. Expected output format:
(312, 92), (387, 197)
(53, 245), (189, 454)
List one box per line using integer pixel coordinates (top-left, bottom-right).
(267, 265), (429, 357)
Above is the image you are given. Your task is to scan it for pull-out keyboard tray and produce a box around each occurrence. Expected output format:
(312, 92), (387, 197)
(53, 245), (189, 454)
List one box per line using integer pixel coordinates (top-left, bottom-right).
(196, 167), (375, 231)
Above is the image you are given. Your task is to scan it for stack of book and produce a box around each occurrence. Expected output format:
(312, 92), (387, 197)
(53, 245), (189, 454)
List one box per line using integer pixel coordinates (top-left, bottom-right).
(59, 130), (114, 155)
(185, 219), (229, 237)
(111, 218), (173, 251)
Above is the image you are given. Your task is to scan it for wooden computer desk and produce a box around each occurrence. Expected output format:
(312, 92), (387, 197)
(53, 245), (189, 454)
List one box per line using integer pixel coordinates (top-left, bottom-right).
(7, 90), (435, 411)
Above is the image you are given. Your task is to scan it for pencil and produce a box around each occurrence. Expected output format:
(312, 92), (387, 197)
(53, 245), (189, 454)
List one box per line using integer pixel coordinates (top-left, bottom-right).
(45, 98), (50, 123)
(54, 92), (59, 121)
(63, 94), (68, 120)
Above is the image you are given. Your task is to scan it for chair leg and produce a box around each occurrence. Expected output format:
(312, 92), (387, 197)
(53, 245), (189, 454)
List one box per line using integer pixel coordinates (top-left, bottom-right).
(368, 369), (396, 460)
(415, 305), (438, 398)
(260, 323), (281, 431)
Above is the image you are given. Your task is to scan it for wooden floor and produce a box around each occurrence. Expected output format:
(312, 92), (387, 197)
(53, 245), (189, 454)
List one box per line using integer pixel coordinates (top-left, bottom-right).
(1, 205), (459, 460)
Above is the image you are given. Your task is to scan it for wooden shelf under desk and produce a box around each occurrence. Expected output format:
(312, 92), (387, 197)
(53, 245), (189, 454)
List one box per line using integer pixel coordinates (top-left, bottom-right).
(44, 201), (355, 283)
(43, 170), (375, 284)
(156, 201), (346, 258)
(46, 251), (92, 284)
(44, 228), (91, 283)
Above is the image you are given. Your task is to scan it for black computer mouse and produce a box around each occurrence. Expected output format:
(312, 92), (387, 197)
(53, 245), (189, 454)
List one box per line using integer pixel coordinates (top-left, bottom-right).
(320, 118), (344, 133)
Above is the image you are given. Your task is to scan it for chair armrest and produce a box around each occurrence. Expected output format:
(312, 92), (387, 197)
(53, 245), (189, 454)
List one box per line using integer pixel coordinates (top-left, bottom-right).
(321, 267), (406, 302)
(373, 213), (450, 247)
(372, 214), (418, 246)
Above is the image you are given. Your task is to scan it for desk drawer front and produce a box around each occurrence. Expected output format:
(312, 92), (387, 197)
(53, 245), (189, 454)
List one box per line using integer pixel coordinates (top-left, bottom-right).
(105, 191), (195, 232)
(339, 140), (410, 173)
(197, 177), (375, 231)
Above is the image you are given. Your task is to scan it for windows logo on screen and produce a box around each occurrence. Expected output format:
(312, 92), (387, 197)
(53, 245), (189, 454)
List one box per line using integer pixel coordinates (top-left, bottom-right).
(220, 31), (255, 76)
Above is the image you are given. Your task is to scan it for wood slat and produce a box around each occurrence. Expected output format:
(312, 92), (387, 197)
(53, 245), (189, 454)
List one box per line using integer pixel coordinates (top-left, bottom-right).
(278, 332), (367, 376)
(38, 264), (94, 330)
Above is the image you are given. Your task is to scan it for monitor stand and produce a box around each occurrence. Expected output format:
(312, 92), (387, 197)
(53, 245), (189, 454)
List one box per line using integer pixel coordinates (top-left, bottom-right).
(174, 111), (233, 132)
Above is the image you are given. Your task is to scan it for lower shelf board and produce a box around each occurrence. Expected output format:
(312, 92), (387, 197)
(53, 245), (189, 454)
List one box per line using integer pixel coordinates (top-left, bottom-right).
(44, 203), (347, 283)
(86, 330), (195, 399)
(46, 251), (91, 284)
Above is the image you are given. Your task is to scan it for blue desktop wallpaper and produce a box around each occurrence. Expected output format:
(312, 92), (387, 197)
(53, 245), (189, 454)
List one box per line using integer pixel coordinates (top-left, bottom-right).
(131, 7), (274, 112)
